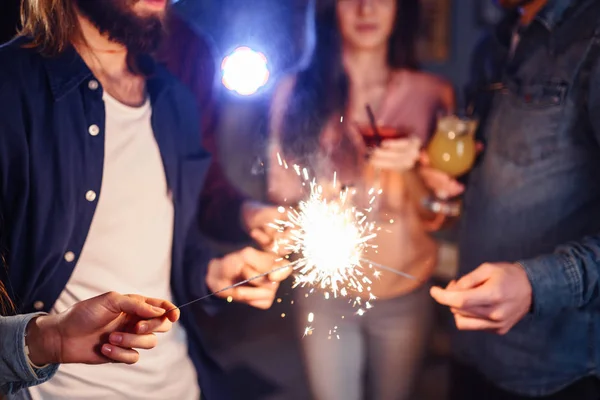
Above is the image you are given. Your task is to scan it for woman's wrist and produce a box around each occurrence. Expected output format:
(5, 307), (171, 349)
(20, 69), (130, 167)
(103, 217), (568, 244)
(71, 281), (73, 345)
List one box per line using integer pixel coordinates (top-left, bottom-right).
(25, 315), (61, 366)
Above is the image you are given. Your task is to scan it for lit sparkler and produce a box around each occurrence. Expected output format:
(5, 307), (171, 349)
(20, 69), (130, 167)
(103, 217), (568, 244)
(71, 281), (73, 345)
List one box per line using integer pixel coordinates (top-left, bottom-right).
(270, 158), (381, 305)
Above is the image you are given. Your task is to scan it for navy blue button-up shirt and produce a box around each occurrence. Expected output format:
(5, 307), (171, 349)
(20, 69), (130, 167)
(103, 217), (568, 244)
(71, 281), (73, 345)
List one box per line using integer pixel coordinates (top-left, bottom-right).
(0, 38), (228, 398)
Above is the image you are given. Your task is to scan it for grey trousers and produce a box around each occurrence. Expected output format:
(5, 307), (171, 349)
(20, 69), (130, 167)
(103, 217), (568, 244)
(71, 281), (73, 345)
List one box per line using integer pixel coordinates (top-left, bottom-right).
(296, 285), (433, 400)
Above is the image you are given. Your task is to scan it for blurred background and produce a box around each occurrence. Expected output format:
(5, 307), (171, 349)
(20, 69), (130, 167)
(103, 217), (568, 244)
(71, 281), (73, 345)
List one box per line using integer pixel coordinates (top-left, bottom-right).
(0, 1), (506, 398)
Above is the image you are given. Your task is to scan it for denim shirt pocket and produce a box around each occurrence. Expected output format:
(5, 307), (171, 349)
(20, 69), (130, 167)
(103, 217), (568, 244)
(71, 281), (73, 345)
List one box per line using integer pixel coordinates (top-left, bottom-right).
(491, 79), (569, 166)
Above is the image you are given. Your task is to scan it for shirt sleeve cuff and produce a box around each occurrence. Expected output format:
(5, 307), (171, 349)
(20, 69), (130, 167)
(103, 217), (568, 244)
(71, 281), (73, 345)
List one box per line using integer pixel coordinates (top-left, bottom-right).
(18, 313), (60, 381)
(518, 253), (581, 317)
(1, 313), (60, 395)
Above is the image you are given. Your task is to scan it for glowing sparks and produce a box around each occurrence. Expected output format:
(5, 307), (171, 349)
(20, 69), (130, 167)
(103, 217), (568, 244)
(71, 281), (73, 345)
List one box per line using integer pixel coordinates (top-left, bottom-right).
(273, 172), (378, 299)
(270, 154), (419, 338)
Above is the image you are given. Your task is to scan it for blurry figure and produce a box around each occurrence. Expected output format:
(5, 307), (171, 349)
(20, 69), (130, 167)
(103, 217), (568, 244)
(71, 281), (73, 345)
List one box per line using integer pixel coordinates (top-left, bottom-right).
(423, 0), (600, 399)
(267, 0), (454, 399)
(0, 1), (290, 399)
(157, 11), (285, 248)
(1, 292), (180, 395)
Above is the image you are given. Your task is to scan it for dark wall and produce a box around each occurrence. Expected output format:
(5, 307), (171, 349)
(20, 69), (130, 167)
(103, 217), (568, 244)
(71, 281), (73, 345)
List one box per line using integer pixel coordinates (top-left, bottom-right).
(0, 0), (20, 44)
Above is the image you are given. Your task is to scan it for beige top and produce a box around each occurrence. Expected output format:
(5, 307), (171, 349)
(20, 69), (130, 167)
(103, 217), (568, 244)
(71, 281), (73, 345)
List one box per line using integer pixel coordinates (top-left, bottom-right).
(268, 70), (453, 299)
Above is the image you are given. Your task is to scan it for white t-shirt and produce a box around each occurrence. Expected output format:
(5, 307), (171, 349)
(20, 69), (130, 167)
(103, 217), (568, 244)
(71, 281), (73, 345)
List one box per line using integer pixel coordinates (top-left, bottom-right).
(29, 92), (199, 400)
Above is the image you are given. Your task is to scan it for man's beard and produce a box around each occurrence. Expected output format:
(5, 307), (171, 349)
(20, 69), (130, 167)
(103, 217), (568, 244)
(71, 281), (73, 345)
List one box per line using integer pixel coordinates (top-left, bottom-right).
(75, 0), (166, 54)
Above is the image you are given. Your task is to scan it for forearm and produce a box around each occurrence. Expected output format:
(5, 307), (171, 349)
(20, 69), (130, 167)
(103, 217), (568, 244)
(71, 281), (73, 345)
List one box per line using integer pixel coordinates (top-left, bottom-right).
(518, 234), (600, 316)
(0, 314), (59, 395)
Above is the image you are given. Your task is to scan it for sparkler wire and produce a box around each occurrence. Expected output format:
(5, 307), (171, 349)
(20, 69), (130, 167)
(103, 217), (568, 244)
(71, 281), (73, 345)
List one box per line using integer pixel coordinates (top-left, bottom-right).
(165, 255), (419, 315)
(165, 260), (300, 313)
(360, 258), (423, 283)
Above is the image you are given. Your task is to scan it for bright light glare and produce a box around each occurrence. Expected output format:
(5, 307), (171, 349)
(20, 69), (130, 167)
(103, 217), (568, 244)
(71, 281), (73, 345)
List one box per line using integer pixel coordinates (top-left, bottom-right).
(221, 47), (270, 96)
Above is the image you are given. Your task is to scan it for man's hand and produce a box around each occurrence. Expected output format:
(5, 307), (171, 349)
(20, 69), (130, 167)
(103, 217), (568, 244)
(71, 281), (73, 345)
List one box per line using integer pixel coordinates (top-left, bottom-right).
(206, 247), (292, 309)
(418, 151), (465, 200)
(27, 292), (179, 366)
(430, 262), (532, 335)
(242, 201), (288, 251)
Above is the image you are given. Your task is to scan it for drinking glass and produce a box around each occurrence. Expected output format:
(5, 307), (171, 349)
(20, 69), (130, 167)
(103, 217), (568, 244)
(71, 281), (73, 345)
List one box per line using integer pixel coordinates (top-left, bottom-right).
(422, 115), (478, 216)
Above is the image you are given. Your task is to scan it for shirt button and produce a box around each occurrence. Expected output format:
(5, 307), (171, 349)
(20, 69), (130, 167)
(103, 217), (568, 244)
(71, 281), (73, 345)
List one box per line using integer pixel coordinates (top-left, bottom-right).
(88, 80), (99, 90)
(88, 124), (100, 136)
(33, 301), (44, 310)
(85, 190), (97, 202)
(64, 251), (75, 263)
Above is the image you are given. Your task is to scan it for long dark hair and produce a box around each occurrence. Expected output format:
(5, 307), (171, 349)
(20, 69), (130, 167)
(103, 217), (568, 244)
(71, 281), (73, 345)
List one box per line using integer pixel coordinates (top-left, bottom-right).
(280, 0), (420, 160)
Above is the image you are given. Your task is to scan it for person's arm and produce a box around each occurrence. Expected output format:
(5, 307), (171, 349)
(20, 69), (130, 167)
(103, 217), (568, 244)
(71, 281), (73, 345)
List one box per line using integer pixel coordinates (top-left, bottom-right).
(517, 58), (600, 316)
(1, 294), (179, 395)
(0, 314), (59, 395)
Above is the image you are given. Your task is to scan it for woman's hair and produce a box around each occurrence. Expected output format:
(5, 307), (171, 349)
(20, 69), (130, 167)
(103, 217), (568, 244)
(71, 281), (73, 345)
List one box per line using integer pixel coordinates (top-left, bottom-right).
(19, 0), (81, 55)
(0, 280), (14, 316)
(280, 0), (420, 160)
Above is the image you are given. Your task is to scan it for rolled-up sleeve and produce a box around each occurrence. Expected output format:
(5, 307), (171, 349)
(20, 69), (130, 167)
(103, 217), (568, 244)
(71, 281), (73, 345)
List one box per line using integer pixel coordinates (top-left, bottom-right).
(0, 313), (59, 395)
(519, 235), (600, 316)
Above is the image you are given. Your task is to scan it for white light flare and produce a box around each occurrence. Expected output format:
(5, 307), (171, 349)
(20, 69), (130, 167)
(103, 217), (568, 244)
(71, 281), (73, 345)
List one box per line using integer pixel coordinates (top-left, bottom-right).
(221, 47), (270, 96)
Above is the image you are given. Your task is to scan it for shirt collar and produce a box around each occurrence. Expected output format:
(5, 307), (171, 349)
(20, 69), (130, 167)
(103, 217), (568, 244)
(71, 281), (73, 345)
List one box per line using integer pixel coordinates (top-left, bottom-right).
(41, 45), (93, 101)
(534, 0), (574, 31)
(40, 43), (173, 101)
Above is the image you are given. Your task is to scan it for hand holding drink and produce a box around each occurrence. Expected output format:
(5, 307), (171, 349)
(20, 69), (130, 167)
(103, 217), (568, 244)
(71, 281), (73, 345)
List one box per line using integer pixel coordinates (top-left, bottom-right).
(359, 125), (421, 172)
(421, 115), (478, 216)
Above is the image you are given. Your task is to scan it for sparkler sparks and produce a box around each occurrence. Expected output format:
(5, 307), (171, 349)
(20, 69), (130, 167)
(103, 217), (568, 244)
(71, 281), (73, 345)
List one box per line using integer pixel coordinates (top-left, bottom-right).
(269, 154), (422, 338)
(271, 159), (379, 301)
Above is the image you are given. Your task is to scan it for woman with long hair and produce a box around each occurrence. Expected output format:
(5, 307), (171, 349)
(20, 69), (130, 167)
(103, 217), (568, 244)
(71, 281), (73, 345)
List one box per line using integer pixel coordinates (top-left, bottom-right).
(267, 0), (454, 398)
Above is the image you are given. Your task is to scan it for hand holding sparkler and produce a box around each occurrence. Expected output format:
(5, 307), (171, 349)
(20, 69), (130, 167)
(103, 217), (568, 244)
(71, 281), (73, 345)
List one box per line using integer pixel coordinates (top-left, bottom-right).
(242, 201), (291, 254)
(206, 247), (292, 309)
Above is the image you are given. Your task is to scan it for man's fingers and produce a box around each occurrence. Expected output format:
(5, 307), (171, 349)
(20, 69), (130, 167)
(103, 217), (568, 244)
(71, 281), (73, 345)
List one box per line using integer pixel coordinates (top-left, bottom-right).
(247, 299), (276, 310)
(454, 264), (493, 290)
(109, 332), (158, 350)
(232, 286), (277, 308)
(250, 229), (273, 248)
(107, 293), (165, 319)
(454, 314), (503, 331)
(101, 344), (140, 365)
(418, 168), (465, 198)
(268, 263), (292, 282)
(430, 285), (495, 309)
(134, 316), (173, 334)
(142, 298), (180, 322)
(450, 306), (495, 320)
(240, 265), (270, 286)
(239, 247), (279, 274)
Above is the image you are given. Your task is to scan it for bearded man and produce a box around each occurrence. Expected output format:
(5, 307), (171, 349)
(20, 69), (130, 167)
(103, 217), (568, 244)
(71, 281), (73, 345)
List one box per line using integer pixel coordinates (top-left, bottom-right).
(0, 1), (290, 399)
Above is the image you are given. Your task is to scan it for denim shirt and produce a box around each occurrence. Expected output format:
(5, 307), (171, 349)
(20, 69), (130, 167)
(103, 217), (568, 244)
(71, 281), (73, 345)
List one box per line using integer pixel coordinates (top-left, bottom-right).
(457, 0), (600, 396)
(0, 314), (59, 395)
(0, 38), (231, 399)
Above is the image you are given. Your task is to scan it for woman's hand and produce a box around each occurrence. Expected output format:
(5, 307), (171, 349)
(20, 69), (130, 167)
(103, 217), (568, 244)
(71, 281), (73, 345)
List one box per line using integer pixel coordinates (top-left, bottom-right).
(26, 292), (179, 366)
(369, 137), (421, 172)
